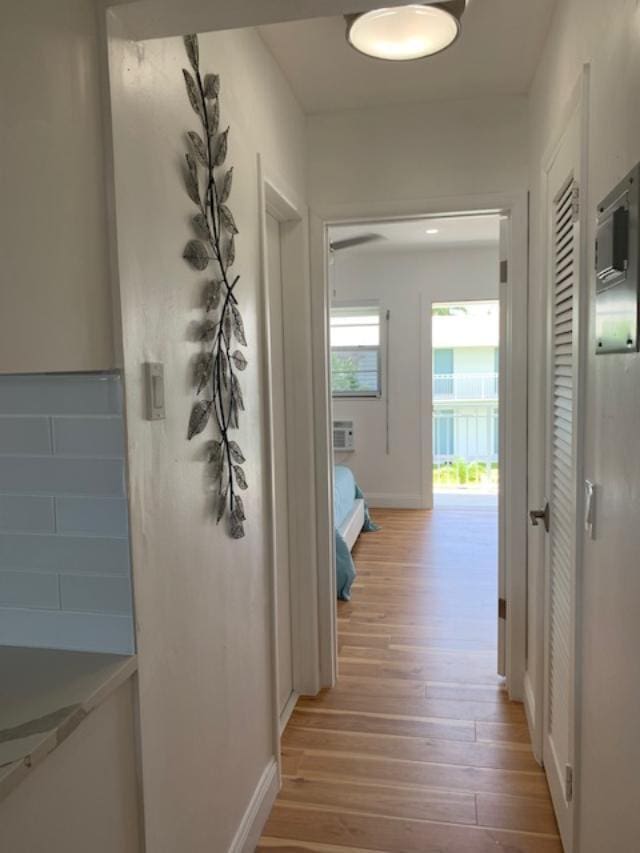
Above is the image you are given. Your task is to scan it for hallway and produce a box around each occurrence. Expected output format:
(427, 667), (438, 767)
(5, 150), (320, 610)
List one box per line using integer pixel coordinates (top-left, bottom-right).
(259, 509), (561, 852)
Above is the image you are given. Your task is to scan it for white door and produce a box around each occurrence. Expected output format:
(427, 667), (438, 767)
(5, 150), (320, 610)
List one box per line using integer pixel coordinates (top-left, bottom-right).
(497, 217), (508, 677)
(539, 105), (583, 850)
(266, 213), (294, 721)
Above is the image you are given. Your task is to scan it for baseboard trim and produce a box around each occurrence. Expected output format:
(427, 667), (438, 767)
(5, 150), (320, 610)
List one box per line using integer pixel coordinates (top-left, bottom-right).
(279, 692), (298, 736)
(228, 757), (279, 853)
(367, 493), (426, 509)
(523, 671), (540, 763)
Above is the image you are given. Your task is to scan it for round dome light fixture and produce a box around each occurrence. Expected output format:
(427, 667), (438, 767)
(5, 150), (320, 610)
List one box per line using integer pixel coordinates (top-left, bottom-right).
(346, 2), (466, 62)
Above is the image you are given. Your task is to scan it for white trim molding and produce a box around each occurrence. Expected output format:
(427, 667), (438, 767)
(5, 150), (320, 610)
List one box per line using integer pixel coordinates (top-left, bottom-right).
(524, 670), (539, 762)
(279, 691), (299, 736)
(367, 493), (426, 509)
(227, 758), (279, 853)
(310, 211), (338, 689)
(259, 154), (328, 695)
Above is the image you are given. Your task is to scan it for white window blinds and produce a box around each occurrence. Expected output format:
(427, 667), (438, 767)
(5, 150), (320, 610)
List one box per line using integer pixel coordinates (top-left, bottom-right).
(330, 306), (381, 397)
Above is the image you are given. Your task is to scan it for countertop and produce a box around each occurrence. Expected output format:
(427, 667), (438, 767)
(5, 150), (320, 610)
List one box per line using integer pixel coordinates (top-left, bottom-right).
(0, 646), (137, 802)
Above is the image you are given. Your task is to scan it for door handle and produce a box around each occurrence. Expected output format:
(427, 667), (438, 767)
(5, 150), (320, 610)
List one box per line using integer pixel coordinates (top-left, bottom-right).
(529, 503), (550, 533)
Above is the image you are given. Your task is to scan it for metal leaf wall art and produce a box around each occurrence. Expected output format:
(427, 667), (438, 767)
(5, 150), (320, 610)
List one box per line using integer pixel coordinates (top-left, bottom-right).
(181, 34), (248, 539)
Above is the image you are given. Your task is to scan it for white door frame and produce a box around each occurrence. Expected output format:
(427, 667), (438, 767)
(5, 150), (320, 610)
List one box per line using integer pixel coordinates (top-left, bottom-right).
(258, 157), (325, 774)
(311, 190), (529, 701)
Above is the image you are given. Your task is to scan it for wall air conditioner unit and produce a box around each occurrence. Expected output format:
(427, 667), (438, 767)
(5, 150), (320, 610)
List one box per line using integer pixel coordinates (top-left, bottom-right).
(333, 420), (355, 452)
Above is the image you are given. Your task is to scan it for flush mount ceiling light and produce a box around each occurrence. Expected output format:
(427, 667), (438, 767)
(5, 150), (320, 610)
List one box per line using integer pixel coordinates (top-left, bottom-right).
(346, 2), (467, 61)
(426, 228), (440, 234)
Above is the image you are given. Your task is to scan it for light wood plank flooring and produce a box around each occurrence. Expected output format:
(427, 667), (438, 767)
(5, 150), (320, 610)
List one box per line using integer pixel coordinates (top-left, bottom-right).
(259, 508), (560, 852)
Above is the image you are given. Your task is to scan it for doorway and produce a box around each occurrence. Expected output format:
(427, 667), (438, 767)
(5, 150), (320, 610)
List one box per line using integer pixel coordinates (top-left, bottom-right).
(432, 299), (500, 510)
(327, 213), (511, 675)
(315, 199), (528, 701)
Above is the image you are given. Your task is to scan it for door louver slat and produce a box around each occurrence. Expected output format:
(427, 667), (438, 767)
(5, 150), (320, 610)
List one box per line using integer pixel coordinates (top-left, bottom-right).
(548, 176), (578, 789)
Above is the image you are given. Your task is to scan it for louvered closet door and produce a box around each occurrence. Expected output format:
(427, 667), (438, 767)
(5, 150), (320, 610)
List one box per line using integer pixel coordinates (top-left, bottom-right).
(543, 105), (582, 852)
(548, 176), (577, 768)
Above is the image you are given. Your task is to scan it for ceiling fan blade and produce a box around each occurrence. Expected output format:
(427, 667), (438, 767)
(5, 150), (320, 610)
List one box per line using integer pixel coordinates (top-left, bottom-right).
(330, 234), (385, 251)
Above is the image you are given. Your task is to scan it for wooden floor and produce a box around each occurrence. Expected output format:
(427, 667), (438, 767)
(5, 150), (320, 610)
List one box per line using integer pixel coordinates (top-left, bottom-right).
(259, 508), (560, 853)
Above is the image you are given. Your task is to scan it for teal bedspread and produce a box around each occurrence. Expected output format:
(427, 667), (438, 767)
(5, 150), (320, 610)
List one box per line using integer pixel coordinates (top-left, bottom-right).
(334, 465), (379, 601)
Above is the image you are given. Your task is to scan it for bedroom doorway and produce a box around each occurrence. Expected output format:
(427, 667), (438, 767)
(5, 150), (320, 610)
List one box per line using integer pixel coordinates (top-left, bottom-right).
(323, 205), (527, 694)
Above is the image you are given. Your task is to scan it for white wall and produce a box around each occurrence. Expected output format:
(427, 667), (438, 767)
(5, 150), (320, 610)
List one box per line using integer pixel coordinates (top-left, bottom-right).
(527, 1), (640, 849)
(108, 20), (307, 852)
(331, 245), (499, 507)
(308, 95), (529, 217)
(0, 679), (141, 853)
(0, 0), (115, 374)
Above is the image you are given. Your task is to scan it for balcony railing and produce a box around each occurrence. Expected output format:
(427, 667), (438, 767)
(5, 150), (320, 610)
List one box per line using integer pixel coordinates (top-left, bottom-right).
(433, 372), (498, 401)
(433, 410), (499, 491)
(433, 410), (498, 464)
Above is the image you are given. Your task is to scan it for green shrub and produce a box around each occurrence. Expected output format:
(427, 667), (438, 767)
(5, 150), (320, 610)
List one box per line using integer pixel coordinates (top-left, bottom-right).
(433, 459), (499, 488)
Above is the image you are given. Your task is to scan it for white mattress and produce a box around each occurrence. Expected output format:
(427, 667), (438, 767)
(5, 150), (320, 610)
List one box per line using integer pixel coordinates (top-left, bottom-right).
(337, 498), (365, 552)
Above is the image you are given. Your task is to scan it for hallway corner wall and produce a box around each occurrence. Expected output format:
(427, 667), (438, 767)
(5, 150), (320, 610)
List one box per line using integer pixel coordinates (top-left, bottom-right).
(107, 19), (307, 852)
(527, 0), (640, 849)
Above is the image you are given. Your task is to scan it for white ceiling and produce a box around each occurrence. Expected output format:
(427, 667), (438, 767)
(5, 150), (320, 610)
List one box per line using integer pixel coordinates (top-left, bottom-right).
(329, 214), (500, 252)
(258, 0), (557, 114)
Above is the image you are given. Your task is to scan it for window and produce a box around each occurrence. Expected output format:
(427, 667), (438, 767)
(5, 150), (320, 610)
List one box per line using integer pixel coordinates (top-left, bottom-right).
(330, 305), (381, 397)
(433, 348), (454, 397)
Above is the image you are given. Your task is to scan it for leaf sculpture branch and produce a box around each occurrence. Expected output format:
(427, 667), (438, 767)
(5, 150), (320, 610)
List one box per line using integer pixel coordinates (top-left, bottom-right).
(182, 34), (248, 539)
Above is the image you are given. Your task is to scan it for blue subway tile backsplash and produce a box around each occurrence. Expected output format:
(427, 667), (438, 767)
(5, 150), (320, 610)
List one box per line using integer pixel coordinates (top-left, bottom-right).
(0, 571), (60, 609)
(52, 416), (125, 458)
(0, 496), (55, 533)
(0, 374), (122, 416)
(0, 457), (125, 496)
(60, 575), (132, 615)
(0, 534), (131, 574)
(55, 497), (129, 538)
(0, 417), (52, 455)
(0, 373), (134, 655)
(0, 609), (133, 655)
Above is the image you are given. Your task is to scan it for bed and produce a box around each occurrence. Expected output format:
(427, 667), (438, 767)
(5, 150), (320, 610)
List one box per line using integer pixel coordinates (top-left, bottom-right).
(334, 465), (379, 600)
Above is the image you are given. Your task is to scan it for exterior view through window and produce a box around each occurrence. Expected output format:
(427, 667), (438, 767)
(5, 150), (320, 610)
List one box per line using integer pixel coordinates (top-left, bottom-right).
(432, 300), (499, 506)
(330, 305), (381, 397)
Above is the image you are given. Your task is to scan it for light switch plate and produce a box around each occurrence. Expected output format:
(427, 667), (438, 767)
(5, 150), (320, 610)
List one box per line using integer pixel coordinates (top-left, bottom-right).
(144, 362), (166, 420)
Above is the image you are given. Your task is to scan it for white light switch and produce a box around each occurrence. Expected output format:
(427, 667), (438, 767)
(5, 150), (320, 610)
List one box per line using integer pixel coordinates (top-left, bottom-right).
(145, 363), (166, 420)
